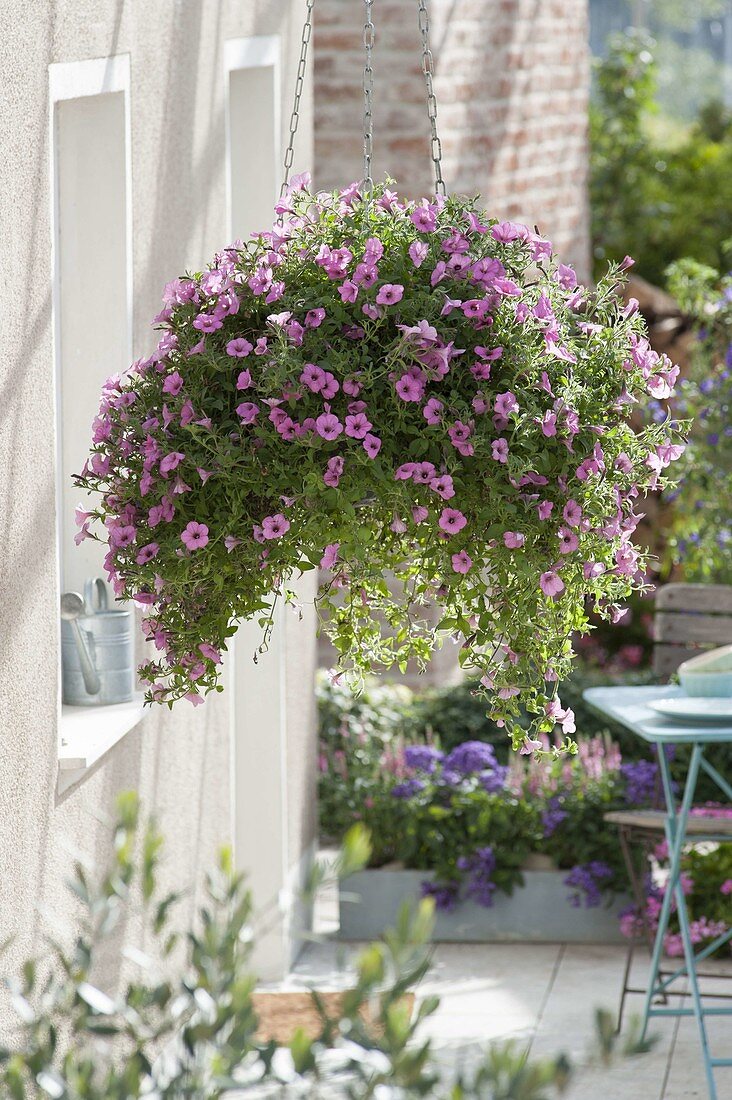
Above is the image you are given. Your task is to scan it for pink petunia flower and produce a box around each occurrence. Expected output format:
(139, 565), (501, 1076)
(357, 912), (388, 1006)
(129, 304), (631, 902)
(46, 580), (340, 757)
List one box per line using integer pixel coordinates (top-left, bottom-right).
(558, 526), (579, 554)
(409, 240), (429, 267)
(193, 312), (223, 333)
(395, 373), (424, 402)
(345, 413), (372, 439)
(537, 500), (554, 520)
(305, 307), (326, 328)
(224, 535), (242, 552)
(236, 370), (253, 390)
(160, 451), (185, 475)
(503, 531), (525, 548)
(439, 508), (467, 535)
(491, 439), (509, 463)
(376, 283), (404, 306)
(226, 337), (253, 357)
(339, 280), (358, 303)
(199, 643), (222, 664)
(181, 522), (209, 550)
(363, 434), (381, 458)
(301, 362), (326, 392)
(236, 402), (259, 424)
(320, 543), (340, 569)
(494, 391), (519, 418)
(315, 413), (343, 441)
(423, 397), (443, 424)
(563, 499), (582, 527)
(261, 513), (290, 540)
(162, 371), (184, 396)
(452, 550), (473, 574)
(430, 474), (455, 499)
(540, 571), (565, 599)
(540, 411), (557, 437)
(136, 542), (160, 564)
(324, 455), (344, 486)
(411, 206), (437, 232)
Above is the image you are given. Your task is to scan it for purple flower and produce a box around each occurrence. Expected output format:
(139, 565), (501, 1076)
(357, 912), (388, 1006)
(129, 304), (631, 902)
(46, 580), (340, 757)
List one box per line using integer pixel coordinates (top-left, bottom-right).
(479, 766), (508, 794)
(420, 880), (459, 911)
(621, 760), (658, 806)
(391, 778), (425, 800)
(457, 847), (497, 907)
(542, 797), (568, 838)
(404, 745), (444, 773)
(564, 861), (613, 908)
(444, 741), (497, 775)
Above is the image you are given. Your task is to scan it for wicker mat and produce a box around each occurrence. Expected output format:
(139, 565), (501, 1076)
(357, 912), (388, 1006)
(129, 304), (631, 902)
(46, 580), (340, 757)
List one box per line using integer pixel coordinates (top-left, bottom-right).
(251, 991), (415, 1044)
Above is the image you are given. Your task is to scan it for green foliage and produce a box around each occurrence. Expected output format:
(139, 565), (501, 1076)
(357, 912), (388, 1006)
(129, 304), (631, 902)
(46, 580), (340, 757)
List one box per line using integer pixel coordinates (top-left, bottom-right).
(684, 843), (732, 927)
(663, 258), (732, 582)
(591, 32), (732, 285)
(401, 787), (539, 897)
(0, 793), (641, 1099)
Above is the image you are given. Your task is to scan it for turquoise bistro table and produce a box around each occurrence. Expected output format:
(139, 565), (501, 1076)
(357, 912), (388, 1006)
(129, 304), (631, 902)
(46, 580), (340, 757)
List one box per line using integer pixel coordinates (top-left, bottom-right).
(584, 685), (732, 1099)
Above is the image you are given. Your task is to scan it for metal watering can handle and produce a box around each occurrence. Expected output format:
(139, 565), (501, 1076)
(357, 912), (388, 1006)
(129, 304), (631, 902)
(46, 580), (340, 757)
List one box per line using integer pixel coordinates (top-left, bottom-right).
(84, 577), (109, 615)
(60, 592), (101, 696)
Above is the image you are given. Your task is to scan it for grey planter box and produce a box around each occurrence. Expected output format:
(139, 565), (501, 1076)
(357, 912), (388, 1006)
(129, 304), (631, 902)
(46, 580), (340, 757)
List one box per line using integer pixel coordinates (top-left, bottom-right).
(339, 869), (630, 944)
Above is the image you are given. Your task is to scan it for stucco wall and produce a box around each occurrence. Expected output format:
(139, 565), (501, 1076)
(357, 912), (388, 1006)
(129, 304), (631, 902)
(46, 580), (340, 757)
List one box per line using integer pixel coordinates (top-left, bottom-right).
(314, 0), (591, 279)
(0, 0), (315, 1006)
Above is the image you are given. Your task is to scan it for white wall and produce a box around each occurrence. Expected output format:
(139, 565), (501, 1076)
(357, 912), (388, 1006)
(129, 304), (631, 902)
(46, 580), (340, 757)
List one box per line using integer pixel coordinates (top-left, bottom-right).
(0, 0), (315, 1017)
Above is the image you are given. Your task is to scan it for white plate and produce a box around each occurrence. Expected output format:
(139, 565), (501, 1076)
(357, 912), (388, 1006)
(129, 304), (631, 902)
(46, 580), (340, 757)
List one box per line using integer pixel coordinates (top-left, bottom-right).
(649, 697), (732, 722)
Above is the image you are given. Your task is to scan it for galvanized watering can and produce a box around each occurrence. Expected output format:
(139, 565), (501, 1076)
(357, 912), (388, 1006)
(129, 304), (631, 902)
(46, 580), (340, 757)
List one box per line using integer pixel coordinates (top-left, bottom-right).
(60, 578), (134, 706)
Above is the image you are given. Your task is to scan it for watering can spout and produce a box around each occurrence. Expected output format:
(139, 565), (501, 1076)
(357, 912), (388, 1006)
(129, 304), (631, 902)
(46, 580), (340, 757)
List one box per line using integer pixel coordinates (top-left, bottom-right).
(60, 592), (101, 696)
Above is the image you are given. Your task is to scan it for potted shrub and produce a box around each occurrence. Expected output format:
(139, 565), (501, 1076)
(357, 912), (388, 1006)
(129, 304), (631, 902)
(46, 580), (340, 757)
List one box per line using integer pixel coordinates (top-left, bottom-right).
(318, 729), (654, 943)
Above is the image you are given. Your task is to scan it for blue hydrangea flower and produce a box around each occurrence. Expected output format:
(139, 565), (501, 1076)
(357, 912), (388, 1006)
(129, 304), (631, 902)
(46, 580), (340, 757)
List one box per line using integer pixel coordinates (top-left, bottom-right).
(390, 778), (425, 800)
(444, 740), (497, 775)
(404, 745), (444, 773)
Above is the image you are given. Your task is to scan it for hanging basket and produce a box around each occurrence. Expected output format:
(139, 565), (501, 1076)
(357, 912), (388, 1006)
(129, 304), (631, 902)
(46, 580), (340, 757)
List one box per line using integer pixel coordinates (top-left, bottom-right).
(74, 175), (685, 744)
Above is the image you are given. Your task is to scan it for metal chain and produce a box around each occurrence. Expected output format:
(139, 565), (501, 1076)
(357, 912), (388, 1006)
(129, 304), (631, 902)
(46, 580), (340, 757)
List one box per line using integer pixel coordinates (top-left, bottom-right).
(417, 0), (446, 196)
(281, 0), (315, 195)
(362, 0), (375, 197)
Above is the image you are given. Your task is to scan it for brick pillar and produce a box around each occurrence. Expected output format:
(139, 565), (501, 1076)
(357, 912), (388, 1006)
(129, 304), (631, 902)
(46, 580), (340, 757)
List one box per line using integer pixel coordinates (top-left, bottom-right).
(314, 0), (591, 279)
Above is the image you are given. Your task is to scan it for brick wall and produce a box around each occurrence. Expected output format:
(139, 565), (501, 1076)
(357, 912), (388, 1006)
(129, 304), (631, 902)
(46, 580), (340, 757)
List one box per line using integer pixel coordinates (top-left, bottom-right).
(314, 0), (591, 278)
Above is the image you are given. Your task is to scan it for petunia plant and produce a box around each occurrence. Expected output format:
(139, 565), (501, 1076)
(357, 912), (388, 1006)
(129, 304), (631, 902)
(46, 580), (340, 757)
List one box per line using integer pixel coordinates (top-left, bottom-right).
(75, 176), (685, 747)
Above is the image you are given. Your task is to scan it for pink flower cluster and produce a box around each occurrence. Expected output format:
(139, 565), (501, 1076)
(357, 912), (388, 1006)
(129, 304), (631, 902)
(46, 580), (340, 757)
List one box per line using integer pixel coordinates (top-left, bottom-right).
(75, 177), (684, 732)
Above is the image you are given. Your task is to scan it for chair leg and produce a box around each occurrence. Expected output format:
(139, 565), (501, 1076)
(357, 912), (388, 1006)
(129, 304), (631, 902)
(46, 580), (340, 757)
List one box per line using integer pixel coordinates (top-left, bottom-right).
(617, 940), (634, 1034)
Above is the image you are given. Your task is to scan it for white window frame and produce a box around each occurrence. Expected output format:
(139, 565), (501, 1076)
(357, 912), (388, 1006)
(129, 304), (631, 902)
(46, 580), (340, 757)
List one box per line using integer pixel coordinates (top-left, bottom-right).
(49, 55), (139, 784)
(48, 54), (133, 597)
(223, 35), (281, 241)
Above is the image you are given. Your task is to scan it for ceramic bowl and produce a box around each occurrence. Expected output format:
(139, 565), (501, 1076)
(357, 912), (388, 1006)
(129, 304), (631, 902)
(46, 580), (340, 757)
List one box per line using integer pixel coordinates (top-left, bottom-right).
(678, 645), (732, 698)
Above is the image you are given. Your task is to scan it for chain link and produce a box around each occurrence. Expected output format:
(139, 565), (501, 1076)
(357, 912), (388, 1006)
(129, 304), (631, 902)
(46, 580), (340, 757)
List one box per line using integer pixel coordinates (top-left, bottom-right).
(417, 0), (446, 196)
(362, 0), (375, 197)
(281, 0), (315, 195)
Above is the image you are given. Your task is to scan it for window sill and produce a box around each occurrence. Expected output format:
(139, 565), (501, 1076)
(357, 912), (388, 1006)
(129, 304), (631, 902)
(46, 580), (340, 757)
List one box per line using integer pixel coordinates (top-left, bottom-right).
(58, 694), (146, 794)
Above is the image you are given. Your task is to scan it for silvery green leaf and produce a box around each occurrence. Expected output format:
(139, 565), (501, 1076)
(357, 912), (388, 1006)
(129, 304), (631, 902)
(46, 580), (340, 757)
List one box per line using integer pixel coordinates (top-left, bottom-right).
(77, 982), (116, 1015)
(36, 1071), (64, 1098)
